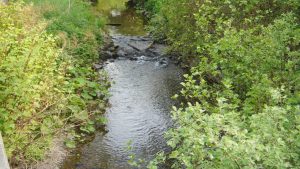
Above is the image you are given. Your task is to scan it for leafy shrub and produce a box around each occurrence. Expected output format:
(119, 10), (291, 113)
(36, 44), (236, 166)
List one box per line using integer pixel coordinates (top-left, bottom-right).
(26, 0), (110, 149)
(146, 0), (202, 64)
(135, 0), (163, 17)
(28, 0), (110, 149)
(0, 3), (66, 163)
(0, 1), (109, 166)
(143, 0), (300, 168)
(146, 0), (300, 65)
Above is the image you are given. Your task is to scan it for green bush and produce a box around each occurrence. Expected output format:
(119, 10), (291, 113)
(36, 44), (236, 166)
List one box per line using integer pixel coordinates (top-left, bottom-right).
(143, 0), (300, 168)
(0, 1), (109, 166)
(146, 0), (201, 64)
(26, 0), (110, 152)
(136, 0), (163, 17)
(0, 3), (67, 163)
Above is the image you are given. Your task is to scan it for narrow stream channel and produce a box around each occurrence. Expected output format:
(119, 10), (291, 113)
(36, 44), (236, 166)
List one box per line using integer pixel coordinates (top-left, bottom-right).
(62, 1), (183, 168)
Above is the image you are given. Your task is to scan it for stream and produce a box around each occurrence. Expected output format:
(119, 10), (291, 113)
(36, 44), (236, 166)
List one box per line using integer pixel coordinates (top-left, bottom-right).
(62, 1), (183, 168)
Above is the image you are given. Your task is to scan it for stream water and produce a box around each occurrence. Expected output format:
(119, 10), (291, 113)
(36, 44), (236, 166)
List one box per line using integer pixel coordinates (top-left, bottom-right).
(62, 1), (183, 168)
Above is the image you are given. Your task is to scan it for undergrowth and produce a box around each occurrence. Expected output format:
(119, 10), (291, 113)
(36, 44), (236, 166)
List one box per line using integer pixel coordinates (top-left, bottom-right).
(0, 0), (109, 166)
(135, 0), (300, 168)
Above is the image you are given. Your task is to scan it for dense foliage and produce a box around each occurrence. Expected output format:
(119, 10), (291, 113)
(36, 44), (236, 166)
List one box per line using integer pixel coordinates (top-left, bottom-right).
(138, 0), (300, 168)
(0, 0), (109, 166)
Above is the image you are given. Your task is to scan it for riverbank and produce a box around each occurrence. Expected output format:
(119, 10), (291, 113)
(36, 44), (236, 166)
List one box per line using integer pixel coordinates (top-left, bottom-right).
(0, 1), (109, 167)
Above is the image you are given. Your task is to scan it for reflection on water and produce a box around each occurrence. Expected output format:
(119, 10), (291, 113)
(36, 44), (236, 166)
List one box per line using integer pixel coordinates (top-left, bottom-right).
(62, 59), (183, 169)
(96, 0), (147, 35)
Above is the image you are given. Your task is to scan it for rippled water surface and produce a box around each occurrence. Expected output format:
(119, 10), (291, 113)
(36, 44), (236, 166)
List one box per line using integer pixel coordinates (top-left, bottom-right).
(62, 1), (182, 168)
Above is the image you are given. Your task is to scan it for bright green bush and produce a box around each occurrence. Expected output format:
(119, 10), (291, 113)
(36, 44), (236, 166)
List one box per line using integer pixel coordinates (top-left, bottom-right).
(0, 3), (66, 163)
(26, 0), (110, 151)
(144, 0), (300, 168)
(27, 0), (110, 140)
(0, 1), (109, 166)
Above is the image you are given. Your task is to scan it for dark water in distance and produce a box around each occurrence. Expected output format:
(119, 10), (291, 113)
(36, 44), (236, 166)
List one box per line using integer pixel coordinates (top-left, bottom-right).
(97, 0), (147, 35)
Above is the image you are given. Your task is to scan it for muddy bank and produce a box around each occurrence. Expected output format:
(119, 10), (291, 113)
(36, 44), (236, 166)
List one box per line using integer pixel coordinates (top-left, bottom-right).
(11, 136), (67, 169)
(31, 137), (67, 169)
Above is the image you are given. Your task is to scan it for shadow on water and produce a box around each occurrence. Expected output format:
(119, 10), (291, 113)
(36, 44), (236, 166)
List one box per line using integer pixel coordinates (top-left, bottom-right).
(62, 0), (183, 168)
